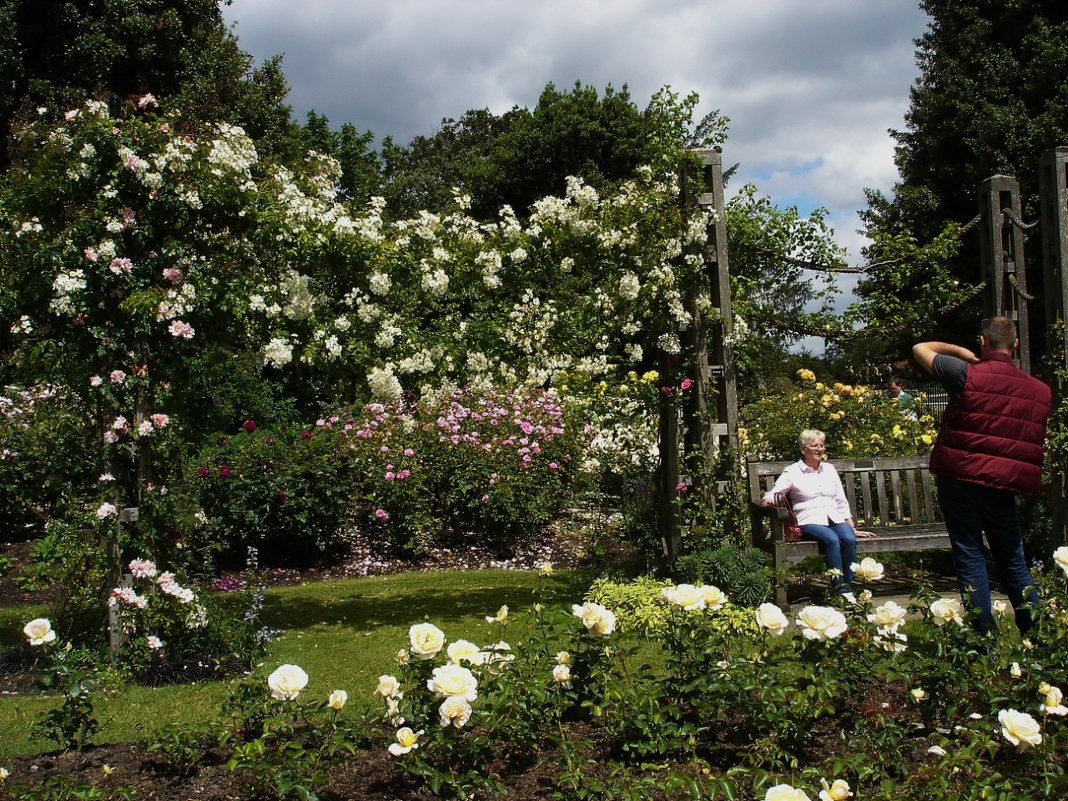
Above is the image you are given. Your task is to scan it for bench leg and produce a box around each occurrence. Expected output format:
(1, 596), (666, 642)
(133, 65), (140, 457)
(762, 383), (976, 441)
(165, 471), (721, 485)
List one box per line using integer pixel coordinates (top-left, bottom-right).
(774, 544), (789, 611)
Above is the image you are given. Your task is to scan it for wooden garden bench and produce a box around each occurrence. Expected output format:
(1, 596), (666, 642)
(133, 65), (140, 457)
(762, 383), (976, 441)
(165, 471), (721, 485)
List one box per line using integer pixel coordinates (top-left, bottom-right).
(747, 456), (950, 608)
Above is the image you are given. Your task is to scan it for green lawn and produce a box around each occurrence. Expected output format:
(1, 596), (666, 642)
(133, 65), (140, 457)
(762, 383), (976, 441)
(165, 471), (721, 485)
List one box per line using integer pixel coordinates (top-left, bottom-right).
(0, 567), (592, 756)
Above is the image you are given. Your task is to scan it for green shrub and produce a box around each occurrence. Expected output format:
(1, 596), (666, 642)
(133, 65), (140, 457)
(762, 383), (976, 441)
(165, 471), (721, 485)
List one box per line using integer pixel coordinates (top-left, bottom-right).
(585, 575), (761, 637)
(0, 385), (97, 537)
(673, 544), (770, 607)
(178, 421), (358, 567)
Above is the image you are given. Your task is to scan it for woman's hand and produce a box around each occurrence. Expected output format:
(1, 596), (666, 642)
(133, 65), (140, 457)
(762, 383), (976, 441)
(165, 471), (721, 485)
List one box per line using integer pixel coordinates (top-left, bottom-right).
(854, 529), (876, 538)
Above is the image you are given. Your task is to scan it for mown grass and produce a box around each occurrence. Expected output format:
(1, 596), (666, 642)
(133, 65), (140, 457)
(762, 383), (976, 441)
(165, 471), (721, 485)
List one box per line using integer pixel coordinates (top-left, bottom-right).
(0, 566), (593, 756)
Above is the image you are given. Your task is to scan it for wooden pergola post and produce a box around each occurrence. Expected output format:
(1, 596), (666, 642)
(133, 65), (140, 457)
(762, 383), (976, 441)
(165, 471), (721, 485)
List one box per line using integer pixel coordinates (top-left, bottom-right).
(977, 174), (1031, 371)
(1039, 147), (1068, 548)
(657, 150), (739, 561)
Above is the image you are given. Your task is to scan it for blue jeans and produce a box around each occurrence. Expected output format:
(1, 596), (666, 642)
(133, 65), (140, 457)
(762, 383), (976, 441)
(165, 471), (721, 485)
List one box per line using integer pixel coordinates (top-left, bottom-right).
(936, 475), (1039, 635)
(800, 521), (857, 593)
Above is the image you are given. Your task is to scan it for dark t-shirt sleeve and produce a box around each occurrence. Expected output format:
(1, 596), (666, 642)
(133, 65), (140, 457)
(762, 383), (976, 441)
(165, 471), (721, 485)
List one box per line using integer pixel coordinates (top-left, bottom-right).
(932, 354), (967, 399)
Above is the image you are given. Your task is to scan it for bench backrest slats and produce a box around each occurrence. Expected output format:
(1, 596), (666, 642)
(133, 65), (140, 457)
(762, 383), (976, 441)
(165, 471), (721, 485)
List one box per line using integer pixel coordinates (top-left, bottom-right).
(906, 470), (920, 519)
(748, 456), (942, 526)
(921, 466), (938, 521)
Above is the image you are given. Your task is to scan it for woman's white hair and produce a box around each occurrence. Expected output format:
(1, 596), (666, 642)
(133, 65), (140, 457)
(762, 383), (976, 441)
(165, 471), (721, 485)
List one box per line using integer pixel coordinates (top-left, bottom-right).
(798, 428), (825, 451)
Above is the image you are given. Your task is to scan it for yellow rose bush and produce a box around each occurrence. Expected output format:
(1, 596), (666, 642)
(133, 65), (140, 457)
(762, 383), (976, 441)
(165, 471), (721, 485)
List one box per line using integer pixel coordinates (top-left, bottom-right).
(741, 370), (938, 461)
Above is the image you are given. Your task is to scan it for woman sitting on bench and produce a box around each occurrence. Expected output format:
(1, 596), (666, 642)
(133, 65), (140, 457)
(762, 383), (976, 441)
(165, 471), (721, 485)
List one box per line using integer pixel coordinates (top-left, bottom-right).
(759, 428), (875, 597)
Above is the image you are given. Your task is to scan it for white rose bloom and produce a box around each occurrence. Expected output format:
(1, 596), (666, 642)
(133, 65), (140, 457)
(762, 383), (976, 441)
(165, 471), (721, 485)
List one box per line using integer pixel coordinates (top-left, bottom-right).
(388, 726), (422, 755)
(868, 600), (908, 633)
(1053, 545), (1068, 577)
(368, 366), (403, 402)
(484, 605), (508, 624)
(446, 639), (483, 665)
(1041, 685), (1068, 716)
(700, 584), (728, 611)
(267, 664), (309, 701)
(660, 584), (705, 612)
(427, 664), (478, 701)
(818, 778), (852, 801)
(850, 557), (884, 581)
(262, 336), (294, 367)
(481, 641), (516, 668)
(552, 664), (571, 683)
(369, 271), (392, 296)
(408, 622), (446, 660)
(795, 605), (848, 642)
(874, 631), (908, 652)
(930, 597), (965, 626)
(571, 602), (617, 637)
(438, 696), (472, 728)
(998, 708), (1042, 747)
(23, 618), (57, 646)
(764, 783), (812, 801)
(328, 690), (348, 711)
(755, 603), (789, 636)
(376, 674), (402, 697)
(617, 272), (641, 301)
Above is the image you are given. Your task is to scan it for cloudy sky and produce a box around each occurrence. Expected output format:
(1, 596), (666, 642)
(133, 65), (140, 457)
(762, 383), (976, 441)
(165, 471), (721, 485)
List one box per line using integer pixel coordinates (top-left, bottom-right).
(222, 0), (930, 274)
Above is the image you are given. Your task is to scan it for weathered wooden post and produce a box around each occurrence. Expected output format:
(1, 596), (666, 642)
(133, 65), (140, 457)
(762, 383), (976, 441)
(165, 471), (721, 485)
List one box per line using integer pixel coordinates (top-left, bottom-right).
(977, 174), (1031, 371)
(656, 347), (682, 559)
(656, 149), (739, 560)
(1039, 147), (1068, 548)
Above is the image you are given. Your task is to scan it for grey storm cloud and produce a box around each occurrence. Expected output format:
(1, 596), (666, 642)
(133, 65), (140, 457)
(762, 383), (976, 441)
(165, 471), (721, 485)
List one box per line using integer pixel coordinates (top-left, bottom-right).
(223, 0), (930, 271)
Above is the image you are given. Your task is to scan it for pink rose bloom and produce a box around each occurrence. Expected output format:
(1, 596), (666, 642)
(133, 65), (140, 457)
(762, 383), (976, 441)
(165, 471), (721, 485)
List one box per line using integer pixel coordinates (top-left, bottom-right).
(84, 247), (98, 262)
(112, 415), (128, 430)
(403, 448), (414, 457)
(150, 413), (169, 428)
(168, 320), (194, 339)
(64, 109), (79, 121)
(96, 502), (118, 519)
(103, 431), (119, 444)
(109, 370), (126, 384)
(146, 635), (163, 650)
(375, 508), (389, 521)
(89, 375), (103, 387)
(128, 558), (158, 579)
(138, 93), (158, 109)
(162, 267), (183, 283)
(109, 257), (133, 274)
(122, 208), (136, 228)
(137, 420), (153, 436)
(680, 378), (693, 390)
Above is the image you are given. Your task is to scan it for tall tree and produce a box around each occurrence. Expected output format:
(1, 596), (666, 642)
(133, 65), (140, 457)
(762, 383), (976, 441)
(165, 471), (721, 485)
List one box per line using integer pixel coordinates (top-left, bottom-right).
(382, 82), (697, 220)
(856, 0), (1068, 361)
(1, 1), (238, 161)
(890, 0), (1068, 239)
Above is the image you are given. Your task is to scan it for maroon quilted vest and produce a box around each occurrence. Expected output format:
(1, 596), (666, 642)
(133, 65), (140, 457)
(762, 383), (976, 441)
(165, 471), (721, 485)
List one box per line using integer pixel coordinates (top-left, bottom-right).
(929, 352), (1051, 495)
